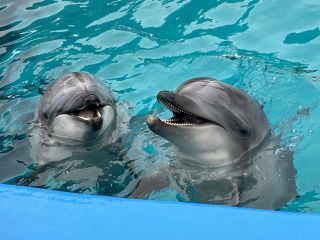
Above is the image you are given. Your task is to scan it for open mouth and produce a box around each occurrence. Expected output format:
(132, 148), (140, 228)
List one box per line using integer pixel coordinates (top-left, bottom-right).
(73, 105), (102, 122)
(157, 98), (210, 126)
(150, 93), (224, 129)
(67, 95), (104, 130)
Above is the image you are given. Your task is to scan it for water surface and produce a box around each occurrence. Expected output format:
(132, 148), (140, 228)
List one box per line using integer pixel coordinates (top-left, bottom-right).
(0, 0), (320, 212)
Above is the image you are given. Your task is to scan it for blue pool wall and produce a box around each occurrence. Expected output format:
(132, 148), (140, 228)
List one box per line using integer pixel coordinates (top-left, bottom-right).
(0, 184), (319, 240)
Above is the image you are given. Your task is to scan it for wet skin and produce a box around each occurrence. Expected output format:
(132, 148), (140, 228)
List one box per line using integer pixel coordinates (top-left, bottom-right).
(30, 72), (125, 165)
(143, 77), (297, 210)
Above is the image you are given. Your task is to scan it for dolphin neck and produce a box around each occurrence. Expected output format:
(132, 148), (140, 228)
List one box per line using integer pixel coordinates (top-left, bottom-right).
(172, 130), (274, 176)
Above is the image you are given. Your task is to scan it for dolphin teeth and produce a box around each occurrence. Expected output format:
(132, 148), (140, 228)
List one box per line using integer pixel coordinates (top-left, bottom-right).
(78, 116), (91, 121)
(160, 118), (181, 123)
(97, 110), (101, 118)
(159, 119), (195, 127)
(168, 103), (199, 118)
(160, 99), (201, 118)
(160, 117), (196, 127)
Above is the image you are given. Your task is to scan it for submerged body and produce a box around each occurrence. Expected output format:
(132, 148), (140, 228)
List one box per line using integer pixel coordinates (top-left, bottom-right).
(145, 77), (297, 210)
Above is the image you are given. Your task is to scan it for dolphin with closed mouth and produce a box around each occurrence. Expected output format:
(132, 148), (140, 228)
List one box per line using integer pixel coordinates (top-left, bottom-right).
(29, 72), (128, 165)
(144, 77), (297, 210)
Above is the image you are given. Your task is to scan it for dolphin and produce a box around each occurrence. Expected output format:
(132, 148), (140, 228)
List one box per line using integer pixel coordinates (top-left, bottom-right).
(29, 72), (128, 165)
(145, 77), (297, 210)
(2, 72), (134, 196)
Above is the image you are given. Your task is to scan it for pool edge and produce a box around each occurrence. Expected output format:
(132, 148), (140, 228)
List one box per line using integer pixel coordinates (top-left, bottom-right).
(0, 183), (319, 240)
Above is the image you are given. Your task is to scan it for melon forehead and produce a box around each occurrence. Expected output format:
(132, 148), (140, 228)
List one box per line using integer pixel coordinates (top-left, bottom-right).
(44, 73), (114, 106)
(177, 79), (263, 123)
(178, 79), (246, 104)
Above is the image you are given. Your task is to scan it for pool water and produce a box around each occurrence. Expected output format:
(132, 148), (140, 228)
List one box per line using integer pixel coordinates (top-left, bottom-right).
(0, 0), (319, 212)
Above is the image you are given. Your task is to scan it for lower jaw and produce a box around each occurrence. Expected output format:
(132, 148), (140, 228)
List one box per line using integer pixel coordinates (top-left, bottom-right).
(159, 119), (194, 126)
(151, 113), (214, 127)
(147, 115), (196, 128)
(89, 117), (103, 131)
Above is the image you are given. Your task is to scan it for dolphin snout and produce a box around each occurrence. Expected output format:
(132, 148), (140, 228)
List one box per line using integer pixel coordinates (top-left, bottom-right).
(147, 115), (158, 127)
(147, 115), (163, 131)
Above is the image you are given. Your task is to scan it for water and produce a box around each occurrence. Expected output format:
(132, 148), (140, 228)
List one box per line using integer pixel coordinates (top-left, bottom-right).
(0, 0), (320, 212)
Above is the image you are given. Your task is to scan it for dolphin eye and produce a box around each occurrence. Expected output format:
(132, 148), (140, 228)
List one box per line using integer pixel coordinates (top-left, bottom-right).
(239, 129), (250, 137)
(43, 112), (48, 120)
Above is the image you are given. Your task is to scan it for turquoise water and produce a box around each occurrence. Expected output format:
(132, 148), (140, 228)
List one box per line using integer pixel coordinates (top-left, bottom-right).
(0, 0), (320, 212)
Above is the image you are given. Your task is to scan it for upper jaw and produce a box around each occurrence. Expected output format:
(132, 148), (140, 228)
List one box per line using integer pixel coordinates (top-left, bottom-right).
(157, 91), (194, 116)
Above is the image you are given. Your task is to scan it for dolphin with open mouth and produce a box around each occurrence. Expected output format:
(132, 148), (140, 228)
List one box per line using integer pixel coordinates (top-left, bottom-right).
(145, 77), (297, 210)
(29, 72), (127, 165)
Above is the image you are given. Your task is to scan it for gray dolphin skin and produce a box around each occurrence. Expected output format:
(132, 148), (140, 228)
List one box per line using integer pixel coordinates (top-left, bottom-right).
(30, 72), (127, 165)
(145, 77), (297, 210)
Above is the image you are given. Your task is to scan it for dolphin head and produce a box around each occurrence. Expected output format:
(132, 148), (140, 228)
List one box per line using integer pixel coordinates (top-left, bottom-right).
(35, 72), (116, 143)
(147, 77), (270, 167)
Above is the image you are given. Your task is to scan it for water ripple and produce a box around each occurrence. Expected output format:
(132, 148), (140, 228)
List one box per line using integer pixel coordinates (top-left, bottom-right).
(0, 0), (320, 212)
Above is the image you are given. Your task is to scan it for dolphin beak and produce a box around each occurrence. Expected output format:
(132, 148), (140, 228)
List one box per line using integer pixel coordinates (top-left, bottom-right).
(147, 115), (161, 130)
